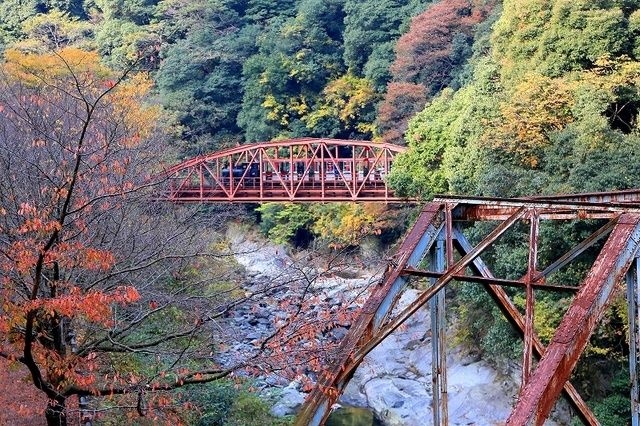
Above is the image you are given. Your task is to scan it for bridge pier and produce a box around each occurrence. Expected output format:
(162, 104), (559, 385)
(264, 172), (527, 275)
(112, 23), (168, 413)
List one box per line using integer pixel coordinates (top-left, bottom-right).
(429, 237), (447, 425)
(628, 258), (640, 426)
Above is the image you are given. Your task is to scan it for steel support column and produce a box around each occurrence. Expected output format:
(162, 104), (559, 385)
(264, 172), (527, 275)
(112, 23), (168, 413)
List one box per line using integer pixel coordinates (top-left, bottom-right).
(628, 257), (640, 426)
(507, 214), (640, 425)
(523, 211), (539, 388)
(294, 203), (444, 426)
(429, 237), (447, 425)
(453, 229), (599, 425)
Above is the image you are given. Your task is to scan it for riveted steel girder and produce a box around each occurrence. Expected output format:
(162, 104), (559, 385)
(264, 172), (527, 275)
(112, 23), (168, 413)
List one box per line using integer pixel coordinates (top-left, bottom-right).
(507, 214), (640, 425)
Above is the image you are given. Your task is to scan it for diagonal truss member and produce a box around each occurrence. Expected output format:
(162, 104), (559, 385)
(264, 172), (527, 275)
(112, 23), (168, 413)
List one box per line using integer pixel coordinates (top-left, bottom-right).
(296, 195), (640, 425)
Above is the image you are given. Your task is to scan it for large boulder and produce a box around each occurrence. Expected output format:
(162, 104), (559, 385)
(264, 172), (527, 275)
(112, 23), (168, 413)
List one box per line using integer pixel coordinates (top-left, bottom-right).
(270, 383), (306, 417)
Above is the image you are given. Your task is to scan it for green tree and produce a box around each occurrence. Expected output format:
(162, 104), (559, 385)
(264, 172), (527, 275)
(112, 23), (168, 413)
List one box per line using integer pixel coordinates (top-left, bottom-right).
(304, 74), (380, 138)
(256, 203), (314, 245)
(156, 0), (254, 154)
(491, 0), (638, 81)
(244, 0), (297, 25)
(238, 0), (346, 141)
(93, 0), (160, 25)
(0, 0), (39, 49)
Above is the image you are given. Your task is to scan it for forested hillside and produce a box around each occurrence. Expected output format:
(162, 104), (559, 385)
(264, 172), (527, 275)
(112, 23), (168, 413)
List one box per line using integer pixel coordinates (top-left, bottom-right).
(390, 0), (640, 200)
(4, 0), (638, 202)
(0, 0), (497, 154)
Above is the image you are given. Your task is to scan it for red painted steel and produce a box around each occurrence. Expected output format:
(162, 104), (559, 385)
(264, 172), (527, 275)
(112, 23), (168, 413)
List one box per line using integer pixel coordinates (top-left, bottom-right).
(157, 138), (408, 202)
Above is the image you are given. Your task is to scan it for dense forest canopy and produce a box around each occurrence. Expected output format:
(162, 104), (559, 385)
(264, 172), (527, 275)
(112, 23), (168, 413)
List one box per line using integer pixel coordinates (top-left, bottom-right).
(3, 0), (640, 424)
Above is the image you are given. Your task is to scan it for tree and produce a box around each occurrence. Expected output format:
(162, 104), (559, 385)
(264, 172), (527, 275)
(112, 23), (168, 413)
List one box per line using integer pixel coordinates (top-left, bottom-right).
(156, 0), (254, 154)
(92, 0), (159, 26)
(0, 0), (39, 49)
(377, 0), (494, 145)
(492, 0), (637, 81)
(304, 74), (380, 139)
(377, 82), (428, 145)
(342, 0), (428, 78)
(0, 47), (371, 425)
(0, 47), (248, 425)
(390, 0), (489, 93)
(19, 10), (94, 51)
(238, 0), (346, 141)
(244, 0), (298, 25)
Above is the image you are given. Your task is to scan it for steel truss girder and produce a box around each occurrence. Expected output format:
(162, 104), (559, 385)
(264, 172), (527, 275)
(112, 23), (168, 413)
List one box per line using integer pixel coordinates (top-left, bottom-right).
(507, 214), (640, 424)
(156, 137), (408, 203)
(296, 200), (640, 425)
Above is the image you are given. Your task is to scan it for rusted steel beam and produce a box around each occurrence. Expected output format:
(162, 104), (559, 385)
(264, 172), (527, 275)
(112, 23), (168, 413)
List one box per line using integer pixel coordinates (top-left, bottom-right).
(507, 214), (640, 425)
(528, 188), (640, 205)
(453, 229), (599, 425)
(523, 212), (539, 388)
(440, 195), (640, 221)
(430, 238), (447, 425)
(400, 268), (580, 292)
(294, 203), (445, 426)
(533, 219), (617, 283)
(627, 260), (640, 426)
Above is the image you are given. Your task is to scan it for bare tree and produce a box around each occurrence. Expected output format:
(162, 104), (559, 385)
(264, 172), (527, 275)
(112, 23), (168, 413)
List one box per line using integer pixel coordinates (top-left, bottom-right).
(0, 46), (378, 426)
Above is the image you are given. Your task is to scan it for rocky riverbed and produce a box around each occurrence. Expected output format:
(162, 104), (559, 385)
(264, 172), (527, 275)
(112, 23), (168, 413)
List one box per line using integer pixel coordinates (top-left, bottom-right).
(225, 229), (571, 425)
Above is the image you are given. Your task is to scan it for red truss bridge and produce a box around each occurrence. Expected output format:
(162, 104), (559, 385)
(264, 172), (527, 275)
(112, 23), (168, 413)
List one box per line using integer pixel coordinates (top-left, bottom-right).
(157, 138), (407, 202)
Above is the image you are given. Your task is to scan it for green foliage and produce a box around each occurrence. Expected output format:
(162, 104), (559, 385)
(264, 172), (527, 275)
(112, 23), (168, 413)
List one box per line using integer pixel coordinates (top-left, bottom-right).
(257, 202), (403, 249)
(454, 282), (521, 360)
(492, 0), (638, 81)
(342, 0), (429, 78)
(95, 18), (153, 67)
(591, 395), (631, 426)
(20, 9), (94, 50)
(244, 0), (297, 24)
(304, 74), (379, 138)
(93, 0), (159, 25)
(256, 203), (314, 245)
(156, 0), (253, 153)
(387, 86), (483, 198)
(0, 0), (38, 48)
(180, 381), (291, 426)
(238, 1), (346, 141)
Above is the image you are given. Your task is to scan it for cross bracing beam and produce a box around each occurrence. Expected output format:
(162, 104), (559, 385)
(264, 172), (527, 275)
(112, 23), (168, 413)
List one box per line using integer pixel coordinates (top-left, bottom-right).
(507, 214), (640, 424)
(297, 193), (640, 425)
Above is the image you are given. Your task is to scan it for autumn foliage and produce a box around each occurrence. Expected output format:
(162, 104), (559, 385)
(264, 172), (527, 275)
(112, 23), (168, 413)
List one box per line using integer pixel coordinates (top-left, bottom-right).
(0, 47), (192, 425)
(378, 0), (494, 144)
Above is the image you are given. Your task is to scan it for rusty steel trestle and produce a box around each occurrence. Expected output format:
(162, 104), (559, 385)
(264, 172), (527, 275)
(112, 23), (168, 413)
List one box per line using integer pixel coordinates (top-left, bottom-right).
(296, 195), (640, 425)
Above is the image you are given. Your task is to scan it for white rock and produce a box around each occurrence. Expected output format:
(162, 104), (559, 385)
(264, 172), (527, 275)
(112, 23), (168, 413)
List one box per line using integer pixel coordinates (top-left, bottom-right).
(270, 386), (306, 417)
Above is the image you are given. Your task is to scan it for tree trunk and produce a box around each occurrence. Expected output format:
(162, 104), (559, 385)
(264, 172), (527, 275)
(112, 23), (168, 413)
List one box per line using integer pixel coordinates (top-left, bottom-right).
(45, 398), (67, 426)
